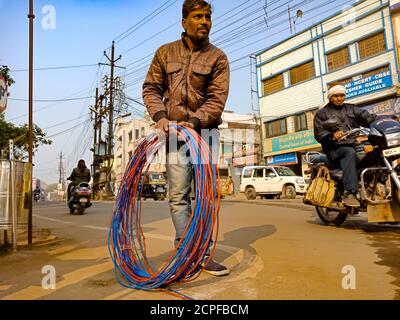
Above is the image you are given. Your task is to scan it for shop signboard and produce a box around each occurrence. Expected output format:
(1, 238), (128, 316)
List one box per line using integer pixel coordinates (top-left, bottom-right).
(361, 98), (400, 115)
(0, 75), (7, 113)
(271, 129), (319, 153)
(345, 71), (393, 99)
(266, 152), (298, 165)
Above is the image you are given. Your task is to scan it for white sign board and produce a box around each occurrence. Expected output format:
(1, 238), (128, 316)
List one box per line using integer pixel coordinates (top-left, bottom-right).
(0, 75), (8, 113)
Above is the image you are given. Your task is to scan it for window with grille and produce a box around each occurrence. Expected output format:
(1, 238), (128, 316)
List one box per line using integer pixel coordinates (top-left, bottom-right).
(128, 131), (133, 141)
(295, 113), (308, 132)
(265, 118), (287, 138)
(327, 47), (350, 72)
(328, 77), (353, 89)
(263, 73), (284, 95)
(290, 61), (315, 86)
(362, 65), (389, 78)
(358, 32), (386, 60)
(135, 129), (139, 140)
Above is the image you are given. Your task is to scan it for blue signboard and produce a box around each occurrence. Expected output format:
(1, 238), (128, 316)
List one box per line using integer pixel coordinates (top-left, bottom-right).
(266, 152), (298, 165)
(345, 71), (393, 99)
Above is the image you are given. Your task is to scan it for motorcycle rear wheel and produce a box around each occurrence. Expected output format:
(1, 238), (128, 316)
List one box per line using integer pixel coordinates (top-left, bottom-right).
(77, 207), (85, 215)
(316, 206), (348, 226)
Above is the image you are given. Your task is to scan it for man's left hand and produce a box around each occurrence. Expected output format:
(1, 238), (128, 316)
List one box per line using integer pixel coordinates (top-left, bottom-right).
(179, 121), (195, 129)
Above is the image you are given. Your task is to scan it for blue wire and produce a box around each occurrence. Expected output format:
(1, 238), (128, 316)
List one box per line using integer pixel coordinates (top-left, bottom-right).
(108, 125), (219, 290)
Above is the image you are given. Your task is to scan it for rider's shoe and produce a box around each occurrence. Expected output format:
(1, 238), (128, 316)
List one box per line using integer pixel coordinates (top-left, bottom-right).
(343, 192), (360, 207)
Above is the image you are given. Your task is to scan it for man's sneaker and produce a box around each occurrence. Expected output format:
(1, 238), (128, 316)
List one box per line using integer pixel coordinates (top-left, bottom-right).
(202, 257), (229, 276)
(343, 192), (360, 207)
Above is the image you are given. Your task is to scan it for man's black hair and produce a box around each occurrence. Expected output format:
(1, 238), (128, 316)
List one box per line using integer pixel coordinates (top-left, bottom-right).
(182, 0), (212, 19)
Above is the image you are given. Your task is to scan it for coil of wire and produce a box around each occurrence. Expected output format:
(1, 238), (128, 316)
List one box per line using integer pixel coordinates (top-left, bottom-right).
(108, 124), (221, 290)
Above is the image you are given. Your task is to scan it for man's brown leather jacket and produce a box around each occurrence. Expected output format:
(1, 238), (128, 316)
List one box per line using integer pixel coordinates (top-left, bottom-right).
(143, 34), (230, 130)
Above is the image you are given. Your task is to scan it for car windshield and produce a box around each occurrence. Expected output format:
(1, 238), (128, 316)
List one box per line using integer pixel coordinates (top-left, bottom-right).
(274, 167), (296, 176)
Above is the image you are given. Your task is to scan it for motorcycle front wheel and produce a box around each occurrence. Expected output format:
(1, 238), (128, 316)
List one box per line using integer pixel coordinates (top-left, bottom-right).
(316, 206), (347, 226)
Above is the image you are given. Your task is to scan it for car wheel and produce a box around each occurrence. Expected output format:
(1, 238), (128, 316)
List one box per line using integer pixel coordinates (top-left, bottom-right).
(283, 185), (296, 199)
(245, 187), (257, 200)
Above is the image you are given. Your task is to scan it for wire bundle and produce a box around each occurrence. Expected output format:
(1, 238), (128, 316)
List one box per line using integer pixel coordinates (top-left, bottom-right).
(108, 124), (221, 290)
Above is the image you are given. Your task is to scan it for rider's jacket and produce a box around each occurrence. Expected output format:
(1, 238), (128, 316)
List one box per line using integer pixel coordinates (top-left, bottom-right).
(313, 102), (377, 155)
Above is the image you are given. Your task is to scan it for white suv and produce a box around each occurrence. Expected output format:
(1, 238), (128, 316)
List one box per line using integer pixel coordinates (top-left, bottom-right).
(239, 166), (307, 200)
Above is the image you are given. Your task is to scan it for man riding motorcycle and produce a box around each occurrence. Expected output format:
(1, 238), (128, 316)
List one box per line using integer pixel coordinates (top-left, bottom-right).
(313, 85), (377, 207)
(33, 185), (41, 201)
(66, 159), (91, 202)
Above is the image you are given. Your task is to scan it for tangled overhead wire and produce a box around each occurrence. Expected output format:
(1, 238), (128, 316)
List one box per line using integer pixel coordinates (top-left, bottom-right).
(108, 124), (221, 291)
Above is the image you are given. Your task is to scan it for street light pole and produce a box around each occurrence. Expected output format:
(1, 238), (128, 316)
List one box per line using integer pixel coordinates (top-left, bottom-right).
(28, 0), (35, 244)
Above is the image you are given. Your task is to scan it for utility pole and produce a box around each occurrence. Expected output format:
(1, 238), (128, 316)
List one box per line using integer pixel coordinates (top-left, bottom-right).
(28, 0), (35, 245)
(98, 41), (123, 197)
(58, 152), (64, 185)
(249, 55), (264, 165)
(92, 88), (99, 177)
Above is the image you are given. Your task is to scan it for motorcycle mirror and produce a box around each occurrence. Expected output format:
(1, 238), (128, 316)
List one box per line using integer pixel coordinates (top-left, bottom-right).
(322, 118), (338, 131)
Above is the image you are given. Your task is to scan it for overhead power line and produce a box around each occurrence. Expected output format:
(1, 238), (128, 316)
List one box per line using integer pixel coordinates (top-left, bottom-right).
(10, 64), (98, 72)
(9, 96), (94, 102)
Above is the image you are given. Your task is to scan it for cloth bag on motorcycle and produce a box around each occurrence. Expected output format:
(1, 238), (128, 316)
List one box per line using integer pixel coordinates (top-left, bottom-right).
(305, 165), (335, 207)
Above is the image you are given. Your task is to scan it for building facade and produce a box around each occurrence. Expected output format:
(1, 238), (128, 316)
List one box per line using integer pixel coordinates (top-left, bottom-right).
(256, 0), (400, 176)
(112, 112), (258, 194)
(112, 118), (153, 191)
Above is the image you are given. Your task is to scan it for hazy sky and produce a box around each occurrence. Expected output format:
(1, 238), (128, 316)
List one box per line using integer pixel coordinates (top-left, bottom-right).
(1, 0), (355, 184)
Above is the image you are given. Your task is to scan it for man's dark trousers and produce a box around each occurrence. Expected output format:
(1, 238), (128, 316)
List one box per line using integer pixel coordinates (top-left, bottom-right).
(329, 146), (359, 192)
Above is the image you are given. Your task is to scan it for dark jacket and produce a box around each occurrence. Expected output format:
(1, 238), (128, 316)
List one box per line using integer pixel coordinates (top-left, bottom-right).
(142, 33), (230, 130)
(67, 168), (91, 184)
(314, 103), (377, 154)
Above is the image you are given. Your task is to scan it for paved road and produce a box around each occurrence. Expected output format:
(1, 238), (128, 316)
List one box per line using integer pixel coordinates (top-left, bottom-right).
(0, 198), (399, 300)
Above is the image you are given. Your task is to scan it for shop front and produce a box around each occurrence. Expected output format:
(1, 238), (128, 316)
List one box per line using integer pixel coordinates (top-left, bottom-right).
(264, 129), (321, 177)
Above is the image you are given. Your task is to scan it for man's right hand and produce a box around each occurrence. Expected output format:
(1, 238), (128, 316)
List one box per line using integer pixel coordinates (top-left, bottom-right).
(156, 118), (169, 133)
(333, 130), (345, 141)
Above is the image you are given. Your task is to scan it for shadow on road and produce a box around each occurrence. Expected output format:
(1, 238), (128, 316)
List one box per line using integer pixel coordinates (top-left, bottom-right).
(149, 224), (277, 292)
(307, 215), (400, 299)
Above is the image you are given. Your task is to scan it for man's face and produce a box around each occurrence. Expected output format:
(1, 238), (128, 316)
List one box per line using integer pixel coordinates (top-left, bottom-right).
(182, 6), (212, 44)
(330, 93), (345, 106)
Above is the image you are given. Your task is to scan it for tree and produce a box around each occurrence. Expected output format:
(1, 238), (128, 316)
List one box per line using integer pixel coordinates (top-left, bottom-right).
(0, 65), (52, 160)
(0, 65), (15, 86)
(0, 111), (52, 160)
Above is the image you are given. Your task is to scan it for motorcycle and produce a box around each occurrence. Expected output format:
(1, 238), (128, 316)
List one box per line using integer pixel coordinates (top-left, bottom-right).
(303, 116), (400, 226)
(68, 182), (92, 215)
(33, 192), (40, 203)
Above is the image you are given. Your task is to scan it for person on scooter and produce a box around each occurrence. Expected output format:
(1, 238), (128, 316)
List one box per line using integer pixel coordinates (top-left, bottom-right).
(313, 85), (377, 207)
(33, 185), (41, 200)
(66, 159), (91, 202)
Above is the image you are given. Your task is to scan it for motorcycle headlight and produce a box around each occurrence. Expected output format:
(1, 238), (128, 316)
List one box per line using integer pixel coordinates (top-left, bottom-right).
(386, 132), (400, 147)
(295, 178), (305, 185)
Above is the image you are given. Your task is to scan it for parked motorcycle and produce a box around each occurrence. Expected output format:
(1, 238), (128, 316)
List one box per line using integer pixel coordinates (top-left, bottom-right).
(68, 182), (92, 215)
(304, 116), (400, 226)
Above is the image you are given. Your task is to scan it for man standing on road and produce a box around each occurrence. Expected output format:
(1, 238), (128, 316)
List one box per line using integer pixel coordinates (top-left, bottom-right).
(143, 0), (230, 276)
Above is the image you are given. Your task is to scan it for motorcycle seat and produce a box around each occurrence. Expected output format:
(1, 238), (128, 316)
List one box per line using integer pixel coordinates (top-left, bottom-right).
(308, 154), (329, 164)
